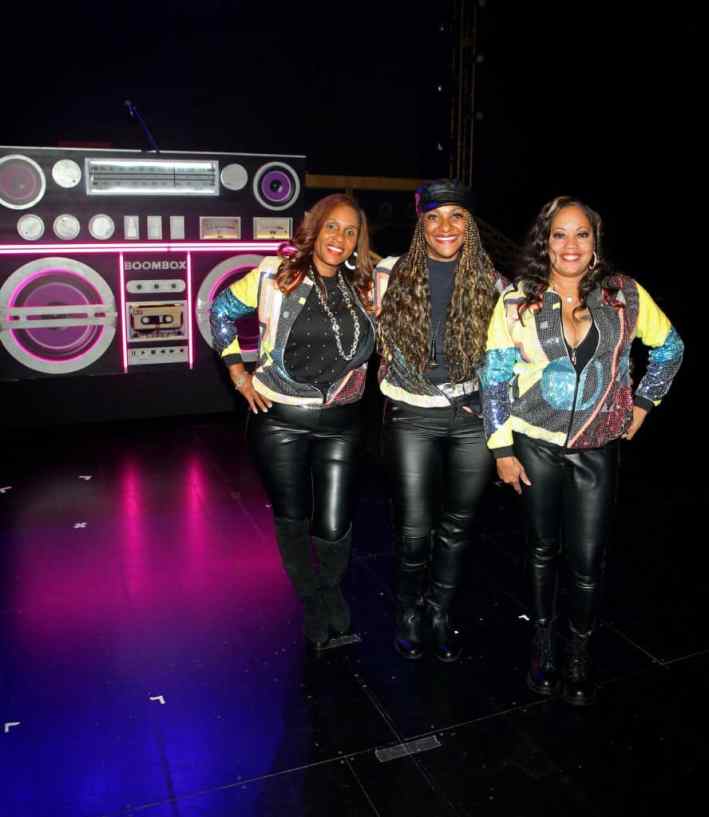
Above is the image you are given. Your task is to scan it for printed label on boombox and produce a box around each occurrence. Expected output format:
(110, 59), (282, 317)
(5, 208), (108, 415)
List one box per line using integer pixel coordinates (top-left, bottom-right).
(124, 260), (187, 272)
(127, 301), (187, 342)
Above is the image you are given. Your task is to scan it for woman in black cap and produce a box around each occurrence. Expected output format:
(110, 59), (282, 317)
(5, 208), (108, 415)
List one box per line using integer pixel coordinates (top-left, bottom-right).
(376, 179), (507, 661)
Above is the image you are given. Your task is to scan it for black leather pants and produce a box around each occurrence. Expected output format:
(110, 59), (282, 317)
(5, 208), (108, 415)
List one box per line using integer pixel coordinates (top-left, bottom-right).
(250, 402), (362, 541)
(514, 433), (619, 634)
(383, 400), (493, 606)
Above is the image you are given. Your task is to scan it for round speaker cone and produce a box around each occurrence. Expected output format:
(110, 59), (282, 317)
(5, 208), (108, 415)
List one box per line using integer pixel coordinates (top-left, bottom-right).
(252, 162), (300, 211)
(17, 277), (101, 357)
(0, 258), (117, 374)
(0, 155), (47, 210)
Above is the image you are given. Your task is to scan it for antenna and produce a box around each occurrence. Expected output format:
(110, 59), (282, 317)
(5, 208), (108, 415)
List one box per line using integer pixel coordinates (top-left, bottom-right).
(124, 100), (160, 153)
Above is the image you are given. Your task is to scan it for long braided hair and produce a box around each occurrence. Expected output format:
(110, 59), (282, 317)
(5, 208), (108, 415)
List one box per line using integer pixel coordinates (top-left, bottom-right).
(275, 193), (373, 307)
(517, 196), (620, 319)
(378, 212), (498, 383)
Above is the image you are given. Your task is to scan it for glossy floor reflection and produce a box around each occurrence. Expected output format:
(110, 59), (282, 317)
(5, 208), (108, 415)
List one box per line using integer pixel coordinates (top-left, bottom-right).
(0, 404), (705, 817)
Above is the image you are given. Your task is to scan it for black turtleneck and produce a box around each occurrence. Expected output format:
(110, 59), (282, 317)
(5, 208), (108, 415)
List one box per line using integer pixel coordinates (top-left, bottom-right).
(426, 258), (457, 385)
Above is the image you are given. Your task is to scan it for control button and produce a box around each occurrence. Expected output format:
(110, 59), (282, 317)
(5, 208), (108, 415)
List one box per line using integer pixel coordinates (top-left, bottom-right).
(52, 159), (82, 189)
(220, 163), (248, 191)
(17, 214), (45, 241)
(147, 216), (163, 240)
(88, 213), (115, 240)
(124, 215), (140, 240)
(53, 213), (81, 240)
(169, 215), (185, 240)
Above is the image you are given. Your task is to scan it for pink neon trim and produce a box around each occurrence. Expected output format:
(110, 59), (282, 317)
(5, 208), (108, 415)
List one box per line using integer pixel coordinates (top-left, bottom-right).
(186, 252), (194, 369)
(119, 253), (128, 372)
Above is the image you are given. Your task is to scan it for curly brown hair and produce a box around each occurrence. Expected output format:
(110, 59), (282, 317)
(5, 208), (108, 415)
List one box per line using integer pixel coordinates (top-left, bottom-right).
(517, 196), (620, 319)
(378, 212), (498, 383)
(275, 193), (373, 307)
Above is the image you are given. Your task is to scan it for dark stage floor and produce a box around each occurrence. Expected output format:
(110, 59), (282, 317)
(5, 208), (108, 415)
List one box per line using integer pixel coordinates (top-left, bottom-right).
(0, 394), (705, 817)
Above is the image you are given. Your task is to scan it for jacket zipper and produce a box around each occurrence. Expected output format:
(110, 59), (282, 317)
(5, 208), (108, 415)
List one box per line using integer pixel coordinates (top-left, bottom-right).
(563, 304), (600, 447)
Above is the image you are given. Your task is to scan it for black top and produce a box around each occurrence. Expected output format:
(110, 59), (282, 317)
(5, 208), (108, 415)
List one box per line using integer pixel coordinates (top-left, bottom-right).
(284, 273), (372, 394)
(564, 318), (599, 374)
(426, 258), (457, 385)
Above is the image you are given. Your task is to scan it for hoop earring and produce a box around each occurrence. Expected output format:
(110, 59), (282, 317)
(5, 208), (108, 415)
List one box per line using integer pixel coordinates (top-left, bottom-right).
(344, 251), (358, 271)
(588, 251), (599, 272)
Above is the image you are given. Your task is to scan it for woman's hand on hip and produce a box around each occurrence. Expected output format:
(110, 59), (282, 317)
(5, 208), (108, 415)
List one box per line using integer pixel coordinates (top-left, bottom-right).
(229, 364), (272, 414)
(622, 405), (648, 441)
(496, 456), (532, 495)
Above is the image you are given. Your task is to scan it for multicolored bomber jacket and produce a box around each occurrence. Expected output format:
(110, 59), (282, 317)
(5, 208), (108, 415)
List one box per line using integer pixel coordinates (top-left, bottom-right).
(480, 276), (684, 454)
(374, 255), (509, 407)
(209, 256), (376, 407)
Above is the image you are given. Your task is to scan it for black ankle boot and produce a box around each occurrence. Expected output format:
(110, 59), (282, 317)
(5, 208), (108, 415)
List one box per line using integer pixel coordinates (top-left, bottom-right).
(562, 624), (596, 706)
(314, 527), (352, 636)
(274, 517), (328, 648)
(394, 604), (424, 660)
(425, 582), (462, 663)
(526, 619), (561, 696)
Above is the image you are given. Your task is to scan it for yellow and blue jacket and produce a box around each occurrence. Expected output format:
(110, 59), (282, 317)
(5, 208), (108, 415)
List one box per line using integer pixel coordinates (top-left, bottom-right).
(209, 256), (376, 407)
(480, 276), (684, 454)
(374, 254), (509, 407)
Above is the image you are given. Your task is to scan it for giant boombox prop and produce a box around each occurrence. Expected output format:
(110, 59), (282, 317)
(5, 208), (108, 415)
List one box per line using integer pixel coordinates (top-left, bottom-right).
(0, 146), (305, 380)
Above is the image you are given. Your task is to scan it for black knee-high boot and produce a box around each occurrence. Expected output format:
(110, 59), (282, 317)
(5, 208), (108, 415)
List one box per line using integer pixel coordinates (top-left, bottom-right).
(394, 535), (429, 660)
(313, 526), (352, 636)
(274, 517), (328, 648)
(426, 520), (467, 663)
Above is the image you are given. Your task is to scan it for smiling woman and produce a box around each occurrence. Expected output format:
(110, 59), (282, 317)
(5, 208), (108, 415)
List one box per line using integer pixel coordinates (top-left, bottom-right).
(421, 205), (467, 262)
(376, 179), (508, 663)
(481, 195), (684, 706)
(209, 194), (376, 650)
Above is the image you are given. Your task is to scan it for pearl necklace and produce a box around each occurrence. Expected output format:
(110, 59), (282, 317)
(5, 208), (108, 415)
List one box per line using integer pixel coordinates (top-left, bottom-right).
(312, 269), (361, 361)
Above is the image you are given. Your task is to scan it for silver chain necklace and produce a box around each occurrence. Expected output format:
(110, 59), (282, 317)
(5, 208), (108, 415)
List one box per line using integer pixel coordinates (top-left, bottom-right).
(312, 268), (361, 361)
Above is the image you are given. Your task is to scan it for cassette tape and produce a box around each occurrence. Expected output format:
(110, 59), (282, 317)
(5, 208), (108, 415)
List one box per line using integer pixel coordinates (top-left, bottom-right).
(127, 301), (186, 342)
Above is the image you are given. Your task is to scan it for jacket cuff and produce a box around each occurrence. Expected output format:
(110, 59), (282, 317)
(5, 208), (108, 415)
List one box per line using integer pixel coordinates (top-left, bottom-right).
(633, 395), (655, 413)
(492, 446), (516, 460)
(222, 353), (243, 367)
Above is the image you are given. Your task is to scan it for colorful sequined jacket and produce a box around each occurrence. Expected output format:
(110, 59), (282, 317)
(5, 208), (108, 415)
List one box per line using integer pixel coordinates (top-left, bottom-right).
(209, 256), (376, 407)
(374, 255), (509, 407)
(480, 276), (684, 454)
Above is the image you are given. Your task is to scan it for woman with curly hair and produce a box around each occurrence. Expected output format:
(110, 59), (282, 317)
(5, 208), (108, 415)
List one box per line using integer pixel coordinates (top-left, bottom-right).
(376, 179), (507, 662)
(481, 196), (684, 705)
(210, 194), (376, 650)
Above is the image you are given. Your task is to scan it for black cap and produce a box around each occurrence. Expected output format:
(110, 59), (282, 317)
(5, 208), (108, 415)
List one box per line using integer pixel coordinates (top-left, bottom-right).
(415, 179), (474, 216)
